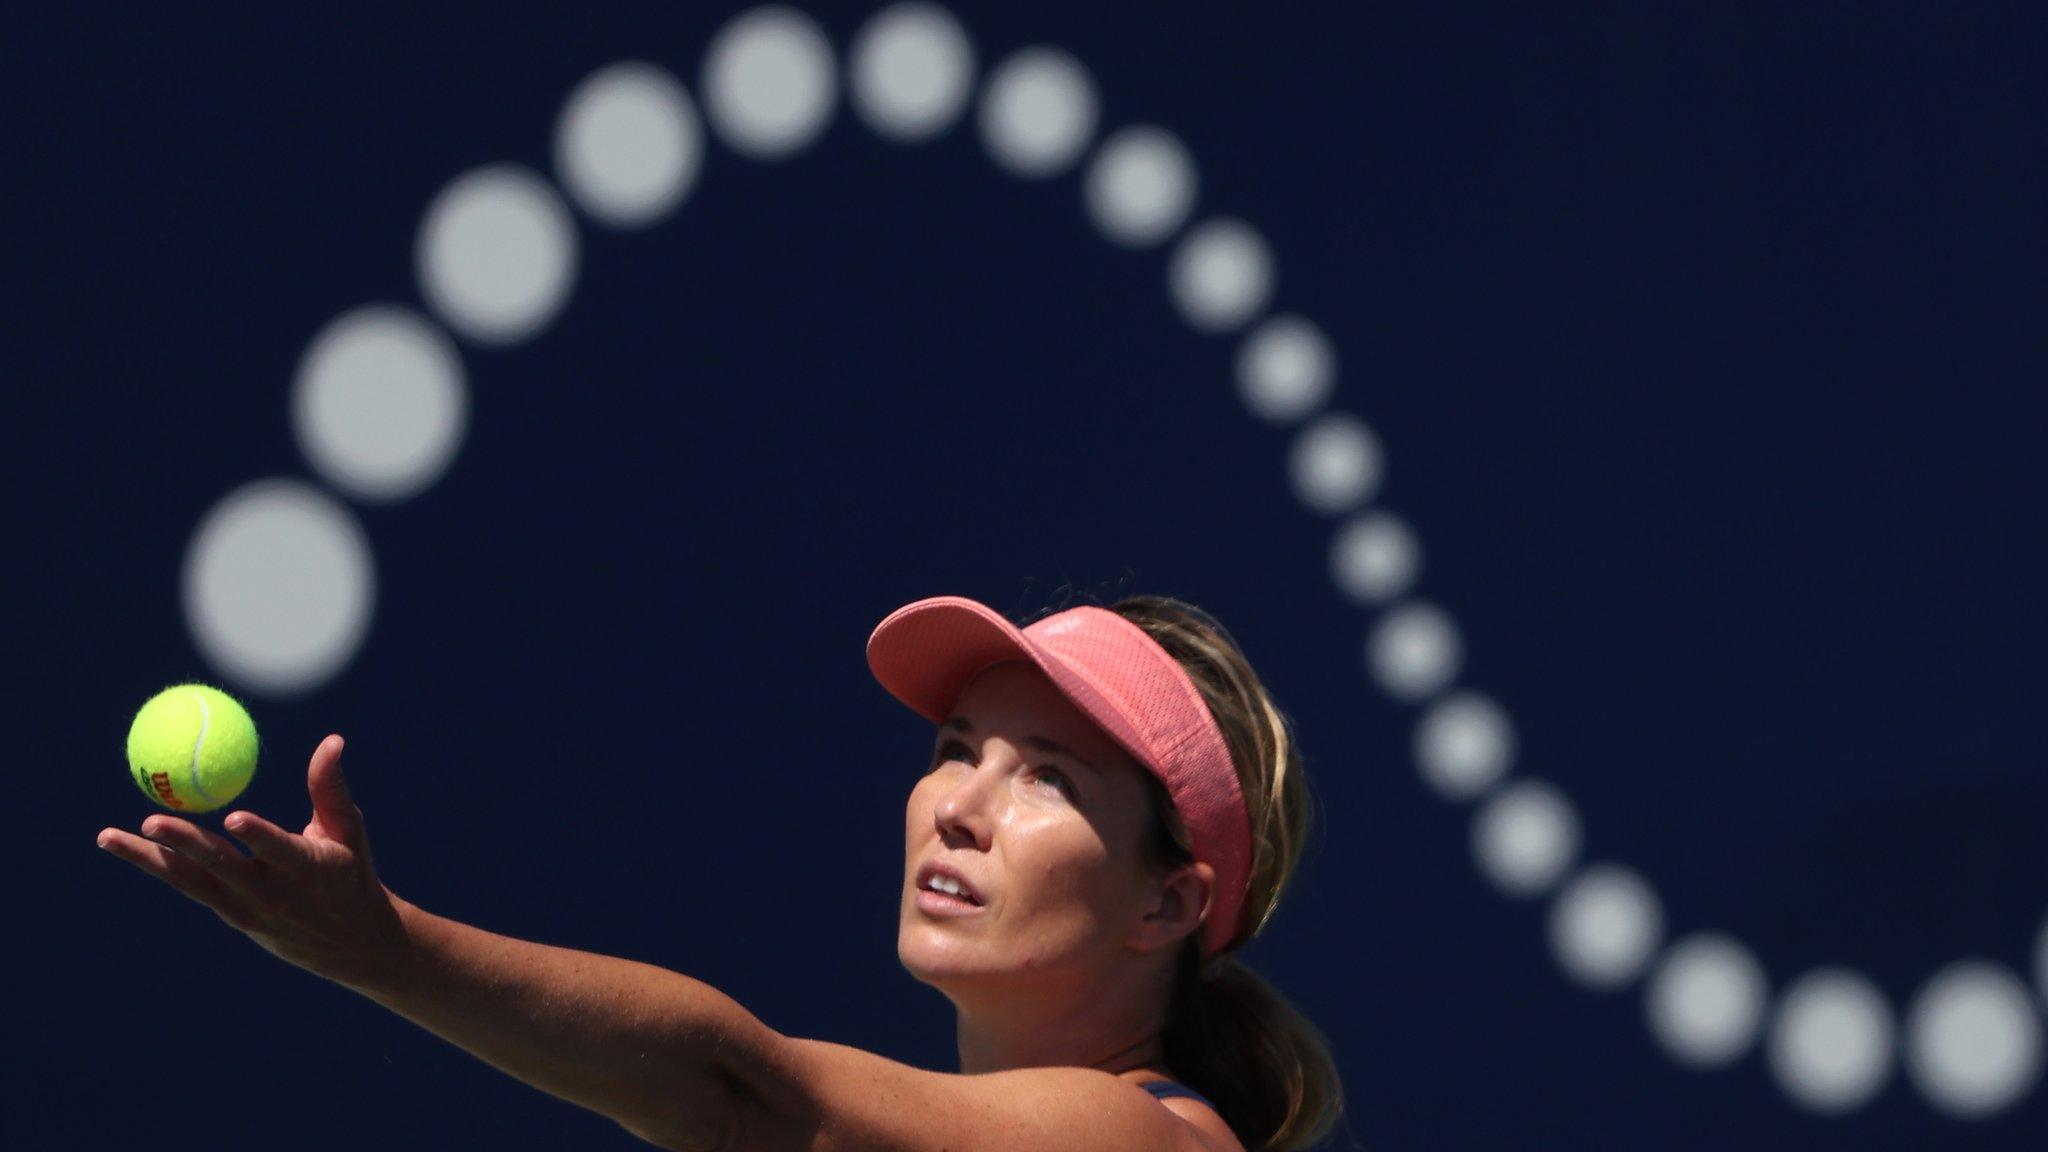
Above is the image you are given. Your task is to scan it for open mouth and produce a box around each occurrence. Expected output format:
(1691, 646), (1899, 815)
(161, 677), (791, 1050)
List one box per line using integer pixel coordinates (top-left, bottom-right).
(917, 879), (984, 908)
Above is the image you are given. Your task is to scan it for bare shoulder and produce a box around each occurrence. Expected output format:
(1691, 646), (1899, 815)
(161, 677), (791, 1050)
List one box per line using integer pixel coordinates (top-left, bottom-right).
(1143, 1089), (1246, 1152)
(722, 1035), (1231, 1152)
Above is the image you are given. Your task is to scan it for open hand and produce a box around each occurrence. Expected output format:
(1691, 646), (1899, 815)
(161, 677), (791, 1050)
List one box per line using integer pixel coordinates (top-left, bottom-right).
(98, 734), (413, 991)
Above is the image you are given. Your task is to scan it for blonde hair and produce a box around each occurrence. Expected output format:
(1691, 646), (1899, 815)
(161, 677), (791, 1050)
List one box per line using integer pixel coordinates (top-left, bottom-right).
(1032, 591), (1350, 1151)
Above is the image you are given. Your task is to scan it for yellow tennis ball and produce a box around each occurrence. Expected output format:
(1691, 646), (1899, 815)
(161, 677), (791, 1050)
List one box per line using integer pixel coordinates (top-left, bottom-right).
(126, 683), (260, 814)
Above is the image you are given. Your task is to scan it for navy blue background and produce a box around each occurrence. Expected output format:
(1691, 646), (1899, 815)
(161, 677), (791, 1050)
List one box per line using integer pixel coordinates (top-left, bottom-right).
(6, 4), (2044, 1148)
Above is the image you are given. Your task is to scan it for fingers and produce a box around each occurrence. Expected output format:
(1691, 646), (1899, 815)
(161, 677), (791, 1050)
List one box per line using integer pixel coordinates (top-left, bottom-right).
(305, 734), (365, 847)
(98, 827), (258, 928)
(221, 809), (304, 868)
(138, 813), (255, 879)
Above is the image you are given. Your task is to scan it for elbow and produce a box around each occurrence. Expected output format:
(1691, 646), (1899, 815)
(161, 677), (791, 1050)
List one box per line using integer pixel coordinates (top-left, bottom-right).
(642, 1011), (797, 1152)
(623, 1059), (746, 1152)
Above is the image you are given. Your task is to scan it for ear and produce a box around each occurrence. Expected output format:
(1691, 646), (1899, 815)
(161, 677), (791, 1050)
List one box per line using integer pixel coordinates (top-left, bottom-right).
(1128, 860), (1216, 956)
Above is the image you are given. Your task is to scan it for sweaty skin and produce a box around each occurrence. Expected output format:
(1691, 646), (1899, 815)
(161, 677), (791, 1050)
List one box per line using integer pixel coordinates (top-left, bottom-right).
(898, 660), (1219, 1092)
(96, 662), (1239, 1151)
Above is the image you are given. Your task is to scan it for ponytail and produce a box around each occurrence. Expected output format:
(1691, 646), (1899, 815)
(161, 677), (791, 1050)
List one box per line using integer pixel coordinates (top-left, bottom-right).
(1162, 948), (1347, 1151)
(1106, 595), (1352, 1152)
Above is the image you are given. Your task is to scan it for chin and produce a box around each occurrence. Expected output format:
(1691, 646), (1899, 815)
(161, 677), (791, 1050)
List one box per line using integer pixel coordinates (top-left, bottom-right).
(897, 919), (993, 985)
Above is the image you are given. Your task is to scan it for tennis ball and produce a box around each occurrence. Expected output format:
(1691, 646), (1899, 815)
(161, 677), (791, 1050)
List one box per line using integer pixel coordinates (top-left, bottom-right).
(126, 683), (260, 813)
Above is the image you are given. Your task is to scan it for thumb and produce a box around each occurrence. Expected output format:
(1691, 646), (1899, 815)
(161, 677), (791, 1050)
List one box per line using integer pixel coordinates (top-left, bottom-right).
(307, 734), (366, 847)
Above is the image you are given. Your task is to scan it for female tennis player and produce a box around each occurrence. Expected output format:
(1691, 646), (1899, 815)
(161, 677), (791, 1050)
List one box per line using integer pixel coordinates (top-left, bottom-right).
(97, 593), (1345, 1152)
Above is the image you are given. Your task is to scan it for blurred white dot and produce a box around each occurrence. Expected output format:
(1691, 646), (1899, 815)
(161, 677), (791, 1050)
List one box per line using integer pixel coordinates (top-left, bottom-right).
(1236, 315), (1335, 423)
(554, 61), (702, 227)
(850, 3), (975, 142)
(416, 164), (578, 345)
(182, 479), (376, 697)
(1549, 865), (1664, 989)
(702, 6), (838, 159)
(1415, 691), (1515, 800)
(1472, 780), (1580, 896)
(290, 306), (466, 503)
(1647, 934), (1769, 1068)
(978, 47), (1097, 177)
(1332, 512), (1421, 605)
(1168, 218), (1274, 333)
(1288, 413), (1383, 515)
(1084, 126), (1196, 247)
(1768, 969), (1895, 1114)
(1904, 961), (2043, 1118)
(1366, 602), (1462, 702)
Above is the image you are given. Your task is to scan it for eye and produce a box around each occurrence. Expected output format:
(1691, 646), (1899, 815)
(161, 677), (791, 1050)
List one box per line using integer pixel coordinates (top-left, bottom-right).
(927, 740), (1073, 798)
(1033, 766), (1075, 797)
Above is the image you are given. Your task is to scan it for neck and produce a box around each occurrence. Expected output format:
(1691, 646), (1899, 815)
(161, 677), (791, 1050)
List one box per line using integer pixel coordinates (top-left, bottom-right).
(949, 962), (1171, 1075)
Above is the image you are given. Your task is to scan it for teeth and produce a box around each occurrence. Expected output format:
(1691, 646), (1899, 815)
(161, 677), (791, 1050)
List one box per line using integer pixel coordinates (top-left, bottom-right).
(928, 875), (971, 901)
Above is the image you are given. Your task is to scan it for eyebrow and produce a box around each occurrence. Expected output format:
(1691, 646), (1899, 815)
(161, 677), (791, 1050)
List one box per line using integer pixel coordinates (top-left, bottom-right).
(939, 715), (1102, 777)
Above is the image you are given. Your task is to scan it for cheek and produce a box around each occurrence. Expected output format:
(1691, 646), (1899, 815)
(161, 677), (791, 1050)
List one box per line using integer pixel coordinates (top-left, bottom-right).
(1005, 819), (1115, 903)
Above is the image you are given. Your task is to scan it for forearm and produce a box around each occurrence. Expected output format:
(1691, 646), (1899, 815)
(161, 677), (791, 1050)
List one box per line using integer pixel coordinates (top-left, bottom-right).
(344, 894), (772, 1151)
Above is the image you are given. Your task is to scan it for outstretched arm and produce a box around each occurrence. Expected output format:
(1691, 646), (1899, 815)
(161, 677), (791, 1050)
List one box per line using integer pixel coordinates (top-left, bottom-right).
(98, 734), (1225, 1152)
(97, 734), (768, 1152)
(357, 897), (766, 1151)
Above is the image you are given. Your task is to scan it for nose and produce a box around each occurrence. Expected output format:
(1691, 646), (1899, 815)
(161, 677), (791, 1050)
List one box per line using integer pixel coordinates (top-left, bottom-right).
(933, 759), (1003, 848)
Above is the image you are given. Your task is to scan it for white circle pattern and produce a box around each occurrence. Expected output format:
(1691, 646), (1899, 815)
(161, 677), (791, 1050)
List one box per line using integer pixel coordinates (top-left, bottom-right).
(1084, 125), (1197, 247)
(554, 61), (703, 227)
(1549, 864), (1665, 989)
(1471, 780), (1580, 896)
(183, 480), (375, 697)
(850, 3), (976, 142)
(1331, 511), (1421, 606)
(415, 164), (578, 345)
(1769, 970), (1896, 1113)
(1367, 602), (1463, 702)
(978, 47), (1097, 177)
(1287, 412), (1384, 515)
(1237, 314), (1336, 424)
(1646, 934), (1769, 1068)
(1414, 691), (1515, 800)
(702, 6), (839, 159)
(1168, 217), (1275, 333)
(1904, 962), (2044, 1118)
(290, 306), (466, 503)
(183, 4), (2047, 1122)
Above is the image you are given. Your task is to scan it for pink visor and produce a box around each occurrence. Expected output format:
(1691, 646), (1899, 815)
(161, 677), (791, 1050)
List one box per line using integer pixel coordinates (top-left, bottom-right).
(867, 595), (1252, 959)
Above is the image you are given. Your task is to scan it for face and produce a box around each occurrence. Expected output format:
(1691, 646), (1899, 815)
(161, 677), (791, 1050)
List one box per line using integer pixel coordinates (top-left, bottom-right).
(898, 659), (1205, 993)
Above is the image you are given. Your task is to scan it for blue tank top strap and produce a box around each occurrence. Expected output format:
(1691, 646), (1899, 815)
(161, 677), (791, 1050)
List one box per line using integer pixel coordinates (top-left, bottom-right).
(1139, 1080), (1216, 1110)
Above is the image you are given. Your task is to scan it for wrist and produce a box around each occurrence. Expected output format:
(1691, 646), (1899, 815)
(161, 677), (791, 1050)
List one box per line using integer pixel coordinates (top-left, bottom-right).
(336, 888), (440, 1002)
